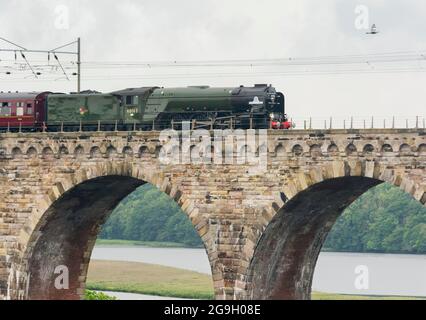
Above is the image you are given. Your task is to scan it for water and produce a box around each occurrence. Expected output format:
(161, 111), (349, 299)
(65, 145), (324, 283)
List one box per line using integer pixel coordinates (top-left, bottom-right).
(313, 252), (426, 297)
(92, 246), (212, 274)
(91, 246), (426, 297)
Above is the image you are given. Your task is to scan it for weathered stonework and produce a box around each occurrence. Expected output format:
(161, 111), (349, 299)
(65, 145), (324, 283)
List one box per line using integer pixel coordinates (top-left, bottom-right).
(0, 129), (425, 300)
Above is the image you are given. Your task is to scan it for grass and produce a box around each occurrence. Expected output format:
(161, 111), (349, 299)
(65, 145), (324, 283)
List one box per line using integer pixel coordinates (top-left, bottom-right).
(85, 290), (117, 300)
(87, 260), (425, 300)
(87, 260), (214, 299)
(95, 239), (202, 248)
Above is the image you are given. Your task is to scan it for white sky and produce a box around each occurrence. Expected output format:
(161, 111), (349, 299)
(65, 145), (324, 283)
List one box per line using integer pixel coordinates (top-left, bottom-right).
(0, 0), (425, 122)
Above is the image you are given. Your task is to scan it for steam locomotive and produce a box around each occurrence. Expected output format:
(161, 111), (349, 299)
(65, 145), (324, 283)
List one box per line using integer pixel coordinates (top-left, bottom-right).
(0, 84), (292, 132)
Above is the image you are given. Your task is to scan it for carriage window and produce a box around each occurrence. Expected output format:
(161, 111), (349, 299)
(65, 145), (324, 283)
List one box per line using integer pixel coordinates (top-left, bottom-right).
(0, 106), (11, 116)
(17, 107), (24, 116)
(27, 105), (33, 115)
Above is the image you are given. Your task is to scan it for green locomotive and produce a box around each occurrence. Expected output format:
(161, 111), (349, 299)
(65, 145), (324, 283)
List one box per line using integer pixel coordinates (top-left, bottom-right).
(46, 84), (289, 131)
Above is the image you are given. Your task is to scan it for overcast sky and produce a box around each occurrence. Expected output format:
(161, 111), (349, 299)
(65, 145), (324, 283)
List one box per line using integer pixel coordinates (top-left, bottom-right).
(0, 0), (425, 122)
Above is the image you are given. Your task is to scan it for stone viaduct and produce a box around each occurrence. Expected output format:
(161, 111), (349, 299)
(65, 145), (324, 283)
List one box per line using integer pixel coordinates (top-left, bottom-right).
(0, 129), (425, 300)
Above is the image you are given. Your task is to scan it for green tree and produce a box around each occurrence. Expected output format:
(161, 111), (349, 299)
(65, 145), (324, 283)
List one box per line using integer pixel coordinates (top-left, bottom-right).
(100, 182), (426, 253)
(100, 184), (203, 247)
(324, 183), (426, 254)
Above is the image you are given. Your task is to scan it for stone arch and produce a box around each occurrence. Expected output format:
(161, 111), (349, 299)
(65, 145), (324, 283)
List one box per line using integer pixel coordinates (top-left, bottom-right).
(257, 143), (268, 157)
(327, 144), (339, 156)
(139, 145), (149, 158)
(363, 144), (375, 155)
(292, 144), (303, 156)
(309, 144), (322, 158)
(399, 144), (411, 155)
(106, 146), (117, 158)
(74, 145), (85, 158)
(42, 147), (54, 159)
(0, 146), (5, 159)
(89, 146), (102, 158)
(248, 177), (381, 300)
(16, 164), (212, 300)
(274, 144), (286, 157)
(238, 145), (252, 159)
(58, 146), (69, 156)
(345, 143), (357, 156)
(381, 144), (394, 153)
(122, 146), (134, 157)
(11, 147), (23, 158)
(26, 147), (38, 158)
(245, 161), (425, 300)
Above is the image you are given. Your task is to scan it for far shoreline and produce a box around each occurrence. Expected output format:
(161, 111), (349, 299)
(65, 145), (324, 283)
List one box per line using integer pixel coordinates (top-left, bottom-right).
(95, 239), (204, 249)
(95, 239), (426, 255)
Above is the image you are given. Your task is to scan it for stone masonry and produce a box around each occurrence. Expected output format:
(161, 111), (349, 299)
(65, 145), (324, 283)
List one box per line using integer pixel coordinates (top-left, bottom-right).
(0, 129), (425, 300)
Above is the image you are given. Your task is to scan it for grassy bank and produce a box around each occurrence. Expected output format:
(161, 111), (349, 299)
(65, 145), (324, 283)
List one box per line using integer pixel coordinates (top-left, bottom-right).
(87, 260), (424, 300)
(87, 260), (214, 299)
(95, 239), (202, 248)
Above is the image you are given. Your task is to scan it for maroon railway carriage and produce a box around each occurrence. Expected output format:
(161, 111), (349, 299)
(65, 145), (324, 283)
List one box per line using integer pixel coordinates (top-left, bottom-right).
(0, 92), (50, 131)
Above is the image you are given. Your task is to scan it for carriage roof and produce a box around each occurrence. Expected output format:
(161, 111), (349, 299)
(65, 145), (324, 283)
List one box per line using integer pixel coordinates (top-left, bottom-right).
(0, 92), (43, 100)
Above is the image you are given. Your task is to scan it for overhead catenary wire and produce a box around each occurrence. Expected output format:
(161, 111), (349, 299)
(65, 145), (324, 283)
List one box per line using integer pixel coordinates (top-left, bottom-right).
(53, 54), (69, 81)
(2, 50), (426, 69)
(2, 66), (426, 83)
(1, 47), (426, 82)
(0, 37), (27, 50)
(19, 52), (38, 79)
(76, 50), (426, 68)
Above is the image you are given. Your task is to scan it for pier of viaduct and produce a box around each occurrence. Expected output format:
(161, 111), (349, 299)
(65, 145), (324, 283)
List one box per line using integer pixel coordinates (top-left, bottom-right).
(0, 129), (425, 300)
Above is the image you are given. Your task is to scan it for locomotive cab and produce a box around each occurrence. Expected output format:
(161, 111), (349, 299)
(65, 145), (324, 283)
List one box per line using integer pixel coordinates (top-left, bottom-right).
(111, 87), (159, 124)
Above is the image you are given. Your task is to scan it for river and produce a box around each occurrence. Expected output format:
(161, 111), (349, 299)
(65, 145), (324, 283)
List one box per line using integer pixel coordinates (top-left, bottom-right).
(91, 246), (426, 298)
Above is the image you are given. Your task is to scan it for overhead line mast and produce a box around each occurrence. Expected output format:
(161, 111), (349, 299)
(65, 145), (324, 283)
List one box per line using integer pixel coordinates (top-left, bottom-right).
(77, 37), (81, 93)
